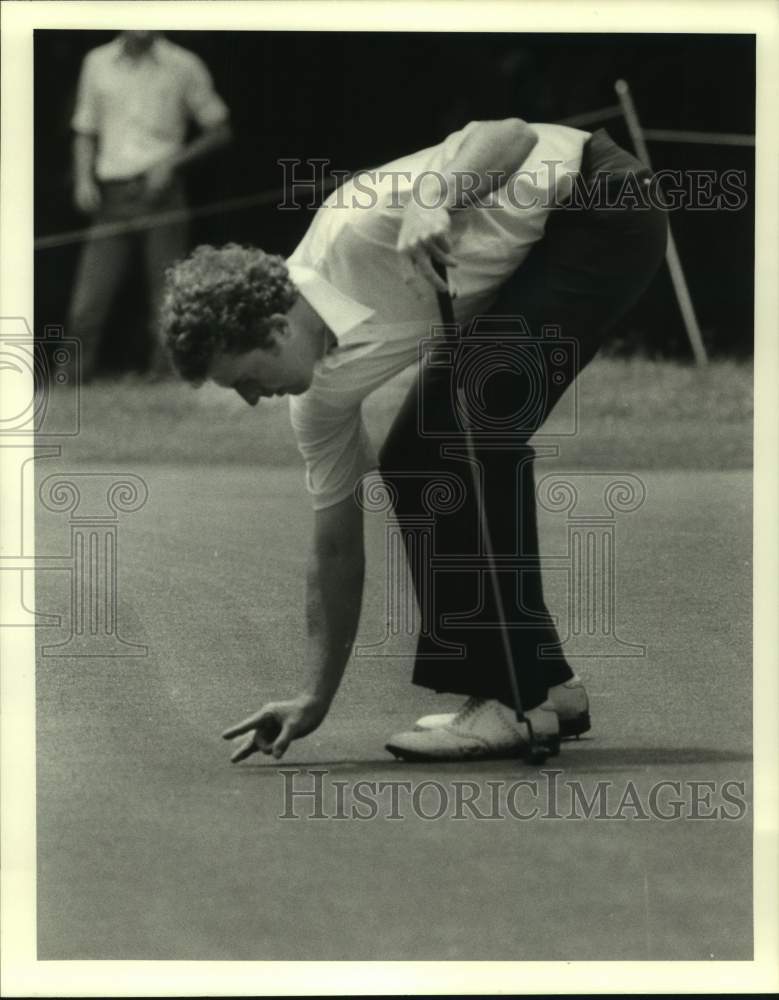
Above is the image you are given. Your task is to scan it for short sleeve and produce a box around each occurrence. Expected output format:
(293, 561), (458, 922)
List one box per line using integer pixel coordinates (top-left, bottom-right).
(289, 395), (378, 510)
(183, 55), (229, 129)
(497, 123), (590, 212)
(434, 119), (484, 167)
(71, 51), (100, 135)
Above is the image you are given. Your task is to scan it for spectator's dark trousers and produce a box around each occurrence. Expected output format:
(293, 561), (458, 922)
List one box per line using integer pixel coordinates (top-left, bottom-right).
(379, 130), (668, 711)
(68, 175), (189, 379)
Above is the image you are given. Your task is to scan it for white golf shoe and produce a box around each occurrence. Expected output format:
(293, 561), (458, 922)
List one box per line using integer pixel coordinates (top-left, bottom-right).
(413, 675), (590, 739)
(385, 696), (560, 762)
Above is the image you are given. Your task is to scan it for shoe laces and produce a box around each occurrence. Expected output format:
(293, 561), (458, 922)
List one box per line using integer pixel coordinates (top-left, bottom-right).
(451, 696), (487, 725)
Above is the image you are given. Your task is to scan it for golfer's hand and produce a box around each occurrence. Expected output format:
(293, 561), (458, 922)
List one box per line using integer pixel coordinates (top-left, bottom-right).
(222, 694), (327, 763)
(145, 160), (175, 202)
(396, 198), (457, 294)
(74, 178), (101, 214)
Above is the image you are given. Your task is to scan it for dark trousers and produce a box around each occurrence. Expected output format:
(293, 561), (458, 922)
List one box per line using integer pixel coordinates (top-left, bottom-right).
(378, 130), (669, 711)
(67, 176), (189, 380)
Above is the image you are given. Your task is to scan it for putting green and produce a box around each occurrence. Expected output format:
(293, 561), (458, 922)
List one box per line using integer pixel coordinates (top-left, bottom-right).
(35, 464), (751, 959)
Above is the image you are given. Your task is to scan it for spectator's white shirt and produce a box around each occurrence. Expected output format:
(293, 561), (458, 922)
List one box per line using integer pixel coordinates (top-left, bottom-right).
(72, 36), (229, 180)
(288, 121), (590, 510)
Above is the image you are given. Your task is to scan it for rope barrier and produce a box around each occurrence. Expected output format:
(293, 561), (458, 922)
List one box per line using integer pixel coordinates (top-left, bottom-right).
(642, 128), (754, 147)
(33, 177), (343, 251)
(33, 109), (755, 252)
(556, 104), (622, 127)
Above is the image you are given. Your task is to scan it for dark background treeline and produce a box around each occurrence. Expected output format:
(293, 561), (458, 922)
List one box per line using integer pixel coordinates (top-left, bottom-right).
(34, 31), (755, 371)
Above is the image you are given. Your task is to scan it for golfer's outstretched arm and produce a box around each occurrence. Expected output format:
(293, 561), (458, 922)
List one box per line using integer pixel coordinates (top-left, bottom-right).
(303, 494), (366, 706)
(223, 494), (365, 761)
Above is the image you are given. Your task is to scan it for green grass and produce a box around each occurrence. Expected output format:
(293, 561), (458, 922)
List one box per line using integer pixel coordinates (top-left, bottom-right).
(41, 357), (753, 469)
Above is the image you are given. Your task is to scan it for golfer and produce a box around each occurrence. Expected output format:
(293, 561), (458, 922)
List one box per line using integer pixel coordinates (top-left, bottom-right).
(161, 118), (668, 762)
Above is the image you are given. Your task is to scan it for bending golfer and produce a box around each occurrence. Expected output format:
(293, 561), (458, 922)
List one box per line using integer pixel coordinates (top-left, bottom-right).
(161, 118), (668, 762)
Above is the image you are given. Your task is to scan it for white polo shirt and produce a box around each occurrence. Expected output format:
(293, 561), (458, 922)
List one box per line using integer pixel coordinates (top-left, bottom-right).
(288, 121), (590, 510)
(72, 36), (229, 180)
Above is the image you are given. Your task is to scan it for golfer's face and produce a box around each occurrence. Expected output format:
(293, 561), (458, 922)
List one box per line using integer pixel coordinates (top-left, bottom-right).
(209, 341), (313, 406)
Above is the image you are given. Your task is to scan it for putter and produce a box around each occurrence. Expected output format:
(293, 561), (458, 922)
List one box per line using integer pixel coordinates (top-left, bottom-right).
(433, 260), (556, 764)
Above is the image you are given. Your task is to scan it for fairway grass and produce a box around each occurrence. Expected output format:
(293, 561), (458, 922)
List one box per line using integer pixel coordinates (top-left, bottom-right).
(42, 357), (753, 470)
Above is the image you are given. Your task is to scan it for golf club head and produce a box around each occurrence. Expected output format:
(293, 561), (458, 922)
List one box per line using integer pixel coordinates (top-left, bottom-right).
(523, 718), (561, 765)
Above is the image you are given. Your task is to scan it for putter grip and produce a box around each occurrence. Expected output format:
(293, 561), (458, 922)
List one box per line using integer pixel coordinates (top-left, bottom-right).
(432, 260), (456, 325)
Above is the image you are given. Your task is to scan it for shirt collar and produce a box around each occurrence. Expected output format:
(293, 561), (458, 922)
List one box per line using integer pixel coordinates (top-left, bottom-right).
(112, 35), (163, 64)
(287, 264), (375, 340)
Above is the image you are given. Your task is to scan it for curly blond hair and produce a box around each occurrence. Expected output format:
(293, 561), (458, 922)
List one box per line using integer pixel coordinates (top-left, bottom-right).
(160, 243), (299, 382)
